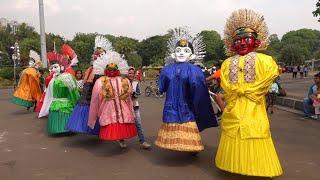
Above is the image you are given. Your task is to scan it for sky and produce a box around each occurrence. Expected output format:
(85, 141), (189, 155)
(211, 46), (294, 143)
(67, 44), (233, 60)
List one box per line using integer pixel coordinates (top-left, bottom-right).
(0, 0), (319, 41)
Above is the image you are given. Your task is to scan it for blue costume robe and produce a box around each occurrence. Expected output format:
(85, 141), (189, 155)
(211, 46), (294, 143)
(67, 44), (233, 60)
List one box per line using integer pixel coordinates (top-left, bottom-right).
(159, 62), (218, 131)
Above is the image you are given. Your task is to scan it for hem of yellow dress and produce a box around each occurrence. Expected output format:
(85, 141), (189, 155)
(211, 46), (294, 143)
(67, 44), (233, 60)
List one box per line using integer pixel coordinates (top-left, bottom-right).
(215, 164), (283, 178)
(215, 131), (283, 177)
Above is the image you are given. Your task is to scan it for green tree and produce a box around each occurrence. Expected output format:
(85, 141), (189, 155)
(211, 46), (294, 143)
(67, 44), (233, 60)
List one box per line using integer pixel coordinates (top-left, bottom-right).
(114, 36), (139, 56)
(313, 0), (320, 22)
(266, 34), (282, 59)
(199, 30), (225, 63)
(46, 33), (64, 52)
(279, 44), (305, 65)
(281, 29), (320, 61)
(19, 38), (40, 65)
(126, 53), (142, 68)
(72, 41), (92, 64)
(138, 35), (169, 66)
(0, 26), (15, 66)
(70, 33), (97, 64)
(0, 42), (12, 66)
(16, 23), (39, 41)
(313, 49), (320, 59)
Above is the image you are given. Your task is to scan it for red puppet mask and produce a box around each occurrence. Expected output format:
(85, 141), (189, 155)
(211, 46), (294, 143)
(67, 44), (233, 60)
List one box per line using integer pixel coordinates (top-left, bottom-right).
(105, 69), (120, 77)
(231, 28), (261, 56)
(104, 63), (120, 77)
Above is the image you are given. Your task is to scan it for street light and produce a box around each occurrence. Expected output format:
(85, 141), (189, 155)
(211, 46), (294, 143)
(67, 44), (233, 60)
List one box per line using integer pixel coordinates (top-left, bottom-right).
(11, 42), (20, 88)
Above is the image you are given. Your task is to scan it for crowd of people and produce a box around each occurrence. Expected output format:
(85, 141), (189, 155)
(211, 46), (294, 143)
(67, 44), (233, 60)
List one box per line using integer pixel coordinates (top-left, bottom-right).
(10, 9), (283, 178)
(12, 36), (152, 149)
(291, 65), (309, 79)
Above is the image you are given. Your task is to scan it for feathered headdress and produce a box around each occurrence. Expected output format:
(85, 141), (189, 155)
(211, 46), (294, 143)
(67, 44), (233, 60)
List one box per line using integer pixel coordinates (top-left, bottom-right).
(62, 44), (78, 66)
(104, 51), (129, 75)
(29, 50), (41, 65)
(165, 26), (206, 65)
(224, 9), (269, 56)
(94, 35), (113, 52)
(47, 52), (68, 67)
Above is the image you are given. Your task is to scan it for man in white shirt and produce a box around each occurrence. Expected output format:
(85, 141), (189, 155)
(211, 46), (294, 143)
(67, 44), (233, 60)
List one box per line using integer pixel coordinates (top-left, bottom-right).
(118, 67), (151, 149)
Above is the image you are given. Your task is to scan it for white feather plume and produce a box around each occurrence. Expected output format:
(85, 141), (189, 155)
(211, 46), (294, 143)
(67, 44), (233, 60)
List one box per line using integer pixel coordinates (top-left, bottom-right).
(29, 50), (41, 63)
(105, 51), (129, 75)
(94, 35), (113, 52)
(93, 54), (108, 75)
(93, 51), (129, 75)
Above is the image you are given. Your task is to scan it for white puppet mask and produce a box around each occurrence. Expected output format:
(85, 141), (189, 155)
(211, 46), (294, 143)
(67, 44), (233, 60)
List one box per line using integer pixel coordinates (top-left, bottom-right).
(51, 63), (63, 75)
(172, 46), (195, 62)
(29, 59), (36, 67)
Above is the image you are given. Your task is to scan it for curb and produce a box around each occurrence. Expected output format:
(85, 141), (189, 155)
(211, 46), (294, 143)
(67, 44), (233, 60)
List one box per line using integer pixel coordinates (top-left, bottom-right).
(275, 105), (304, 115)
(276, 96), (304, 113)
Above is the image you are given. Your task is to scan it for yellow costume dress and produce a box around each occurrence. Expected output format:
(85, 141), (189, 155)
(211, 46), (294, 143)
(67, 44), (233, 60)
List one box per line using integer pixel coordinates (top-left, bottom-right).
(11, 67), (42, 108)
(215, 52), (283, 177)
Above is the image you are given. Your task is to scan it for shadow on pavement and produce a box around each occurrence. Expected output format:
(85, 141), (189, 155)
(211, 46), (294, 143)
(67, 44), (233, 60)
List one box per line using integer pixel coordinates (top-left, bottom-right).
(61, 135), (131, 157)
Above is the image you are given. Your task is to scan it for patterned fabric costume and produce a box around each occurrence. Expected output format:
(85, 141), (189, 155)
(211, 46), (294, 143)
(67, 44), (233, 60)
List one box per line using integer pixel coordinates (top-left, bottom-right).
(88, 51), (137, 141)
(35, 73), (53, 112)
(11, 50), (42, 108)
(214, 9), (283, 177)
(39, 51), (80, 134)
(47, 73), (80, 134)
(66, 36), (113, 135)
(155, 27), (218, 152)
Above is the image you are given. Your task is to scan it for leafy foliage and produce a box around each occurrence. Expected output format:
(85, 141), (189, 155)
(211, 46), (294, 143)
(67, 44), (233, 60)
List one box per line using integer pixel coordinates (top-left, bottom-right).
(137, 35), (169, 66)
(126, 53), (143, 68)
(0, 20), (320, 72)
(267, 29), (320, 65)
(313, 0), (320, 22)
(199, 30), (226, 64)
(0, 66), (24, 80)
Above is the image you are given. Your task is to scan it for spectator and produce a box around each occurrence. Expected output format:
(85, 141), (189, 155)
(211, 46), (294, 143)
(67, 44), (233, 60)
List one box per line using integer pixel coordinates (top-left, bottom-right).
(312, 88), (320, 118)
(136, 68), (143, 82)
(143, 71), (146, 79)
(292, 66), (298, 79)
(303, 65), (309, 77)
(299, 65), (304, 78)
(75, 70), (84, 90)
(267, 80), (279, 114)
(303, 72), (320, 119)
(119, 67), (151, 149)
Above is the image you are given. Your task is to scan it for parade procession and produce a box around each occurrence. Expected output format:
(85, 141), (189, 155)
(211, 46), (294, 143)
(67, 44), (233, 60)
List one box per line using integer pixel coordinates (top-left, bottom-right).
(1, 1), (320, 179)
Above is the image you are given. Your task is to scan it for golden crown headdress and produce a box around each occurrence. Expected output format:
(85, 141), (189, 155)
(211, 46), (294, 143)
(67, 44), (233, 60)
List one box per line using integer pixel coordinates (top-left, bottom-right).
(165, 26), (206, 65)
(224, 9), (269, 56)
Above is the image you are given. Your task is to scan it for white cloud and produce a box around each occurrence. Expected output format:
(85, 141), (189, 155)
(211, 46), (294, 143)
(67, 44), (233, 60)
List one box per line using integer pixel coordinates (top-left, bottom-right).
(44, 0), (61, 15)
(71, 5), (84, 12)
(111, 16), (136, 25)
(15, 0), (33, 10)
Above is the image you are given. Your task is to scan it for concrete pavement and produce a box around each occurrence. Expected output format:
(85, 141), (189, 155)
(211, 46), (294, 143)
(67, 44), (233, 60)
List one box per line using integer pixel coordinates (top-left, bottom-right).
(0, 88), (320, 180)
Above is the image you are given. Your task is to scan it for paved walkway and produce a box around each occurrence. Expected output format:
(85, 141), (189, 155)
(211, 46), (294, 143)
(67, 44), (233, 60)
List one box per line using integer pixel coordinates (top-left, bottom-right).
(279, 72), (315, 99)
(1, 89), (320, 180)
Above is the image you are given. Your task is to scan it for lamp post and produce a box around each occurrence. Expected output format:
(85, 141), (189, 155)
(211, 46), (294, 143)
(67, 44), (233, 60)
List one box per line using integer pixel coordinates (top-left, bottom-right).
(11, 42), (20, 88)
(10, 21), (20, 88)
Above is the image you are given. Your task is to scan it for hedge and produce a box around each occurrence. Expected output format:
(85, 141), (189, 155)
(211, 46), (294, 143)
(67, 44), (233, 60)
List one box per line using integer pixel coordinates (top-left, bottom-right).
(0, 67), (24, 80)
